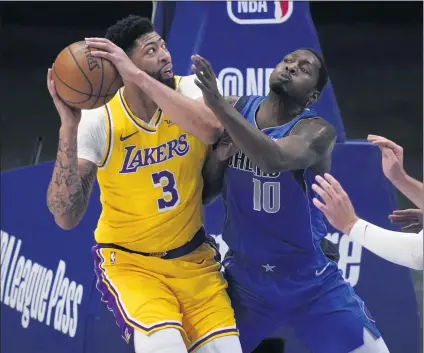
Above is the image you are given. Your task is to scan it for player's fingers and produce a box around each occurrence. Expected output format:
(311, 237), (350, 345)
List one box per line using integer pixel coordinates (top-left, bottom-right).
(197, 55), (215, 78)
(47, 68), (53, 92)
(192, 65), (209, 86)
(389, 211), (418, 219)
(47, 69), (59, 98)
(90, 51), (112, 60)
(323, 173), (345, 195)
(390, 219), (416, 227)
(392, 209), (413, 215)
(402, 223), (422, 232)
(85, 40), (110, 51)
(371, 139), (401, 152)
(84, 37), (109, 43)
(194, 78), (208, 92)
(192, 55), (213, 79)
(389, 215), (417, 223)
(367, 134), (384, 141)
(314, 175), (336, 200)
(312, 197), (327, 213)
(311, 183), (332, 205)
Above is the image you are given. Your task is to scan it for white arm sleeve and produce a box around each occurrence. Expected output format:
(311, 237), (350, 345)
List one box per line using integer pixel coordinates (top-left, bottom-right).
(77, 108), (107, 165)
(178, 74), (223, 99)
(349, 219), (423, 270)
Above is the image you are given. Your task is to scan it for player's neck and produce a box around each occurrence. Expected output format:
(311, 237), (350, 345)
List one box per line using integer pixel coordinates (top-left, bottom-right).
(123, 83), (158, 123)
(256, 92), (304, 129)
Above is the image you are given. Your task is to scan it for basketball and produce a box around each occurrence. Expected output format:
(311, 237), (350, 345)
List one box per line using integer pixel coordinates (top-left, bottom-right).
(52, 41), (123, 110)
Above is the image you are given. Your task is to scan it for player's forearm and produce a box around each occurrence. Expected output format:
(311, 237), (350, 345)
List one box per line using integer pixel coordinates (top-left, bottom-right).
(206, 99), (311, 173)
(202, 153), (228, 205)
(391, 173), (424, 209)
(47, 127), (87, 229)
(133, 71), (222, 144)
(349, 219), (423, 270)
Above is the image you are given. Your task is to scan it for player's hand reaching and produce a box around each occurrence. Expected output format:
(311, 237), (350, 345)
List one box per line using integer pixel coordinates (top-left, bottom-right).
(312, 173), (359, 235)
(367, 134), (406, 183)
(85, 37), (140, 83)
(389, 209), (423, 233)
(47, 68), (81, 127)
(191, 55), (225, 108)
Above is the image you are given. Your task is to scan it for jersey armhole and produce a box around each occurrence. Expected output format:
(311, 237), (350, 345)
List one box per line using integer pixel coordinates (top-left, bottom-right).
(97, 104), (113, 169)
(175, 75), (184, 92)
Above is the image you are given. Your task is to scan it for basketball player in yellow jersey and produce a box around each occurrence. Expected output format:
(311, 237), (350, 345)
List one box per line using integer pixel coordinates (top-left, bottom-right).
(46, 15), (242, 353)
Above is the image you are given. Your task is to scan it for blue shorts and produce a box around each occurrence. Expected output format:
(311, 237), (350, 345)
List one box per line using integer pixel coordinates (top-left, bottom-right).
(224, 256), (381, 353)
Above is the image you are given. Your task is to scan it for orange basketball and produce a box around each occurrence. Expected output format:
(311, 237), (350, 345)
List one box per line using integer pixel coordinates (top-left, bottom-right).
(52, 41), (123, 110)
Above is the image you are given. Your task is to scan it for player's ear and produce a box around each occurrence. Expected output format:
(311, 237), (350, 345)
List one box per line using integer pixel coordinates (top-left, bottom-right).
(307, 90), (320, 106)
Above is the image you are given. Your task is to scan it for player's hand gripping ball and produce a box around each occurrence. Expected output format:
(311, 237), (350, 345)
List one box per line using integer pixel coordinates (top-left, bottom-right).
(52, 41), (123, 110)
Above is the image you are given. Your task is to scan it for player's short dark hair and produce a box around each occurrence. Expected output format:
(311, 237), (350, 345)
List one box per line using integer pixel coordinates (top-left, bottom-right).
(301, 48), (329, 93)
(105, 15), (154, 54)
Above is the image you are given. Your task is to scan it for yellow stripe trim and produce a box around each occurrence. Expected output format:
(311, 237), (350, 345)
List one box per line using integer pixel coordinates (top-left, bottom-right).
(119, 88), (159, 132)
(97, 105), (112, 168)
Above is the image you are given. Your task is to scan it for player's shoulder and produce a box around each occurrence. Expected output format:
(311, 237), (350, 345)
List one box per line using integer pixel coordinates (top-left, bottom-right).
(81, 106), (105, 120)
(294, 116), (336, 136)
(79, 107), (106, 132)
(177, 74), (223, 99)
(176, 74), (198, 99)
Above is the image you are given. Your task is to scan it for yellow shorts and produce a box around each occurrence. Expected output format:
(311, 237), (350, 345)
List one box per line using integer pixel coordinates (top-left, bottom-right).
(92, 243), (238, 352)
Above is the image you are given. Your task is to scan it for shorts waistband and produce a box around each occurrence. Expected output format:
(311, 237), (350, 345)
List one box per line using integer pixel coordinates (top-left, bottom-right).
(96, 227), (207, 260)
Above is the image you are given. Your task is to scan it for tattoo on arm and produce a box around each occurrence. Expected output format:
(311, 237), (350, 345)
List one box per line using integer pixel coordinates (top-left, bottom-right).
(47, 134), (97, 228)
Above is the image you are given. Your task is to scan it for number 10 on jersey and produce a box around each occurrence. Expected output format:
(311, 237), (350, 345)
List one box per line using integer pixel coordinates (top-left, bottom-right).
(253, 178), (281, 214)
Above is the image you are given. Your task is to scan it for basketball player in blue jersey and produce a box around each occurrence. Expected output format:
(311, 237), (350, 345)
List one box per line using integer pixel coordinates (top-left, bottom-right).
(192, 50), (390, 353)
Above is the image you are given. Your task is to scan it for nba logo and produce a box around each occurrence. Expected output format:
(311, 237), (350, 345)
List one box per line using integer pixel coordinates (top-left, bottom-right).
(227, 1), (293, 25)
(110, 251), (116, 265)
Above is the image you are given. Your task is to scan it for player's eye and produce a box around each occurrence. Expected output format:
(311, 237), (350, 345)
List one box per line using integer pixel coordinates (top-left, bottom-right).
(162, 43), (168, 50)
(147, 48), (155, 55)
(301, 68), (310, 74)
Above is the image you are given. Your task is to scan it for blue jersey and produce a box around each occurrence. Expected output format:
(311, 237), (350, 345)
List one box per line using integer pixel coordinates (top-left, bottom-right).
(221, 96), (382, 353)
(222, 96), (328, 266)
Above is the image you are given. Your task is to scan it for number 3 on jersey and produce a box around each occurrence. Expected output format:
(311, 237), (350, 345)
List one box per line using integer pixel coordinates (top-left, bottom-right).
(151, 170), (180, 212)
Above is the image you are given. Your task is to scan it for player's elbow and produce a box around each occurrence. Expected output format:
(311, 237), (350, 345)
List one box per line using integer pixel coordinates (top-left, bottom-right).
(257, 154), (290, 174)
(53, 215), (81, 230)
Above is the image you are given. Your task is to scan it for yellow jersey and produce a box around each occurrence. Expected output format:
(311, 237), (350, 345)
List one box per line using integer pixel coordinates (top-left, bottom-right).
(94, 76), (208, 253)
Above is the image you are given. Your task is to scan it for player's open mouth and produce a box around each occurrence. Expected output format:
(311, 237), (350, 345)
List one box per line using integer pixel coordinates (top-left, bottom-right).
(162, 64), (174, 78)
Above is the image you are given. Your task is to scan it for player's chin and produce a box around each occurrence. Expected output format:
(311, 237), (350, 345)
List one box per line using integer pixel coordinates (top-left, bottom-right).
(270, 82), (286, 95)
(162, 76), (176, 90)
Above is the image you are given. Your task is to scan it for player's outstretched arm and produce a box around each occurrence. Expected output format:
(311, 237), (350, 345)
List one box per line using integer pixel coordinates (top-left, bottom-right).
(191, 55), (336, 174)
(86, 38), (223, 145)
(368, 134), (423, 209)
(312, 173), (423, 270)
(46, 68), (97, 230)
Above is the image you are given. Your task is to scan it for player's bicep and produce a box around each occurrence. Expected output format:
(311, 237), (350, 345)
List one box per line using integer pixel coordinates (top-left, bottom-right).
(288, 118), (336, 158)
(77, 108), (107, 165)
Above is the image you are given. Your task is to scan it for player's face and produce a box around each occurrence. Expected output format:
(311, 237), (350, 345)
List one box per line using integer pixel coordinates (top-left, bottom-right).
(130, 32), (176, 90)
(269, 50), (320, 103)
